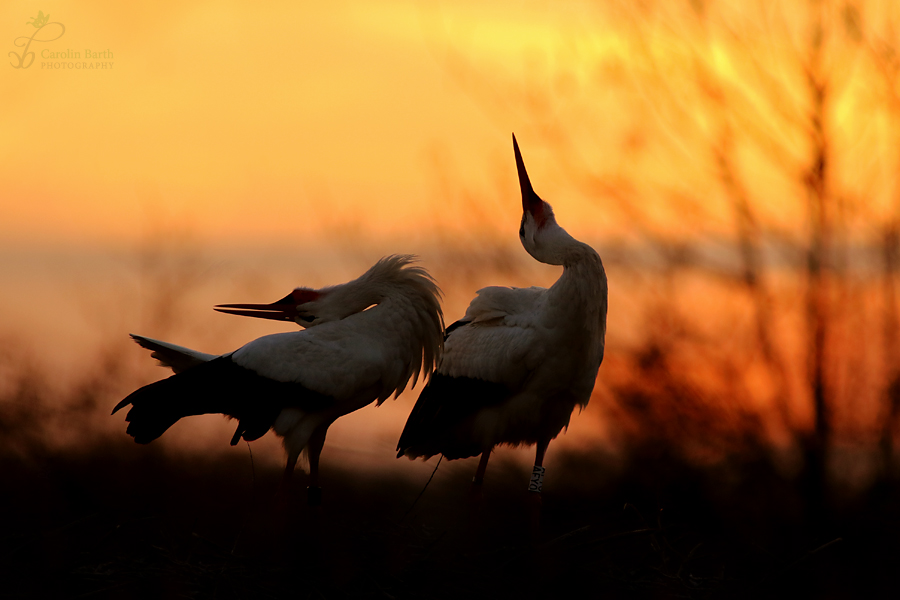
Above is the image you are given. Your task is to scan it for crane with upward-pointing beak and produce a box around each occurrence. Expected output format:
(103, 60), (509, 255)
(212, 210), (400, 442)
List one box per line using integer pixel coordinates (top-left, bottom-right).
(397, 135), (608, 496)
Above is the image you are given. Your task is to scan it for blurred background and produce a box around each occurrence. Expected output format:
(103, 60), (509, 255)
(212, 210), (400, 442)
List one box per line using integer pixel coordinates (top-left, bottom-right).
(3, 1), (900, 596)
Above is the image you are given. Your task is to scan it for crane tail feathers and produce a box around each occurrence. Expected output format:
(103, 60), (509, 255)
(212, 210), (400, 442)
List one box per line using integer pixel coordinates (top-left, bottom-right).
(114, 356), (332, 446)
(116, 375), (209, 444)
(112, 356), (298, 445)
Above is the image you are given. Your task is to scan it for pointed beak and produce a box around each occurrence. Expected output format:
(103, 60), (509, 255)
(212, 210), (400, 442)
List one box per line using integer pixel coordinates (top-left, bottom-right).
(513, 133), (543, 216)
(214, 292), (298, 322)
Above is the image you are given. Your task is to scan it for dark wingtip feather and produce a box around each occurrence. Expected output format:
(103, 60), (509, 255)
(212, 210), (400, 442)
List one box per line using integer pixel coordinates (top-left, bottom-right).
(111, 397), (131, 415)
(126, 423), (159, 445)
(129, 333), (153, 350)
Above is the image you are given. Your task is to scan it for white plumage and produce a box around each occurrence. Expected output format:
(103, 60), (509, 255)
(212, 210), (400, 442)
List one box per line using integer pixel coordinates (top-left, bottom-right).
(130, 335), (215, 373)
(397, 135), (608, 492)
(115, 255), (444, 503)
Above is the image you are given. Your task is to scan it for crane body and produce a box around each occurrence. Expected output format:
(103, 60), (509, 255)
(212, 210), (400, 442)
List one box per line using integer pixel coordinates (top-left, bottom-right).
(115, 256), (443, 503)
(397, 136), (608, 492)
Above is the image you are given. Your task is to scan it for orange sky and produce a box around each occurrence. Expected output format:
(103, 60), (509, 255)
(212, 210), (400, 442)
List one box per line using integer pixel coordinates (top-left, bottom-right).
(4, 1), (892, 249)
(3, 1), (899, 465)
(0, 0), (625, 247)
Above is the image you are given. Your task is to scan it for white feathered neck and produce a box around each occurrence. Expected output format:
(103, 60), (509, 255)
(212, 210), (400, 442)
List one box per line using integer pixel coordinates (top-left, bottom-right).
(234, 255), (444, 403)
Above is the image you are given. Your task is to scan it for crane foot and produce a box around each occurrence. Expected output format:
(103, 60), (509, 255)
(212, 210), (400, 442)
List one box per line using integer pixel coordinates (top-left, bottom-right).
(307, 485), (322, 506)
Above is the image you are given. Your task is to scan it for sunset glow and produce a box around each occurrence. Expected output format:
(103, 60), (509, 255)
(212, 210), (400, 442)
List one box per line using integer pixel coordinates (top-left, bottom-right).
(4, 2), (892, 248)
(3, 1), (571, 245)
(7, 4), (900, 596)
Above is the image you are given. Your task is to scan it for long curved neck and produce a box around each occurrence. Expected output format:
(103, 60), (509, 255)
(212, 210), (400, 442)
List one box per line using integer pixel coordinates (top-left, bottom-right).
(550, 240), (607, 307)
(354, 263), (444, 397)
(547, 237), (608, 365)
(527, 218), (593, 267)
(327, 279), (382, 318)
(554, 247), (606, 299)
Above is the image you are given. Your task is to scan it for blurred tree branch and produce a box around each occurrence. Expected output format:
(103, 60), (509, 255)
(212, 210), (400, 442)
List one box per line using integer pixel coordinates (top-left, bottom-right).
(421, 0), (900, 498)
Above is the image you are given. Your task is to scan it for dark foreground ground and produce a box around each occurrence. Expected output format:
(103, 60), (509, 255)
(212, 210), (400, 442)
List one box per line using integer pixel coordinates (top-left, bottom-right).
(2, 439), (899, 599)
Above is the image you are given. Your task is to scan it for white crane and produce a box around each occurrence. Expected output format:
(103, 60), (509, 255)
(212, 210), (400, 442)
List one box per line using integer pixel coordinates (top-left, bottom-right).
(114, 255), (444, 505)
(397, 135), (608, 495)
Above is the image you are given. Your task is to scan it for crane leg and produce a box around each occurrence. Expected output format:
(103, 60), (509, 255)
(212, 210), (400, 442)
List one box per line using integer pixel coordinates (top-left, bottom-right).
(527, 440), (551, 541)
(306, 427), (328, 506)
(283, 455), (298, 485)
(467, 448), (492, 523)
(275, 455), (299, 512)
(473, 448), (491, 485)
(529, 439), (550, 493)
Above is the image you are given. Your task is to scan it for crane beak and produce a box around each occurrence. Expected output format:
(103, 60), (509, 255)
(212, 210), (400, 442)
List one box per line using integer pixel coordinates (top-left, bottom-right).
(512, 133), (545, 220)
(214, 292), (299, 322)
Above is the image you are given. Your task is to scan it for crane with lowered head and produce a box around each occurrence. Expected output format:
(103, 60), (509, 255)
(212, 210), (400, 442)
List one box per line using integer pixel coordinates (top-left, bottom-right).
(115, 255), (444, 505)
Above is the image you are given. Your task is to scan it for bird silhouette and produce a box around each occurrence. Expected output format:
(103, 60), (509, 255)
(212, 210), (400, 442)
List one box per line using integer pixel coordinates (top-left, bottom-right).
(397, 135), (608, 495)
(115, 255), (444, 505)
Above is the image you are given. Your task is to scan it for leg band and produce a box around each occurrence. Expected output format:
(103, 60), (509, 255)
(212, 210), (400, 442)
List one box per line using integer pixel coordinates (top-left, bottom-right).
(528, 465), (546, 493)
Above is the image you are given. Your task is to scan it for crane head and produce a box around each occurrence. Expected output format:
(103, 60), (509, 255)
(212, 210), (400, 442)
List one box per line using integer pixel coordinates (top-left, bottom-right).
(514, 133), (560, 245)
(513, 134), (555, 234)
(215, 288), (325, 327)
(513, 134), (546, 223)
